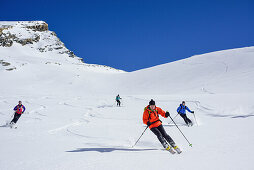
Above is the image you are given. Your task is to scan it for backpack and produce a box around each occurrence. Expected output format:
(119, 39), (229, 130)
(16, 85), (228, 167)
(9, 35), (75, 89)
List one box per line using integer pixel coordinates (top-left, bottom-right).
(178, 104), (186, 113)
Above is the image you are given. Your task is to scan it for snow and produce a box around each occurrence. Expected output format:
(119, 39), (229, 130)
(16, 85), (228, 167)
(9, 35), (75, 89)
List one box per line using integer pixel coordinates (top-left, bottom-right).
(1, 21), (254, 170)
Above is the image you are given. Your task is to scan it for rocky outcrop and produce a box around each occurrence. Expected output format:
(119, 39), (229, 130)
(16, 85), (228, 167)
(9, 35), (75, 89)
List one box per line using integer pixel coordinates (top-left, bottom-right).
(0, 32), (14, 47)
(16, 35), (40, 46)
(0, 21), (79, 59)
(0, 28), (3, 35)
(0, 31), (40, 47)
(26, 22), (48, 31)
(0, 60), (10, 66)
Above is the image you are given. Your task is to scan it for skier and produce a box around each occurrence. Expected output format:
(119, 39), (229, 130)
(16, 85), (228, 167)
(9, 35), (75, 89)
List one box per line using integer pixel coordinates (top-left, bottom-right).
(143, 99), (181, 154)
(115, 94), (121, 107)
(10, 101), (26, 127)
(177, 101), (194, 126)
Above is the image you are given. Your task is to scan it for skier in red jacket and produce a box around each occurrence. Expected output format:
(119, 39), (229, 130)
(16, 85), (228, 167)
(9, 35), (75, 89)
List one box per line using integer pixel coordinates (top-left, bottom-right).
(10, 101), (26, 126)
(143, 99), (181, 154)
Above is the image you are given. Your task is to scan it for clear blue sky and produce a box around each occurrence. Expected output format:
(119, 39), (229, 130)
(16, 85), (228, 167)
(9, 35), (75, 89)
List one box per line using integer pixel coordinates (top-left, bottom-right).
(1, 0), (253, 71)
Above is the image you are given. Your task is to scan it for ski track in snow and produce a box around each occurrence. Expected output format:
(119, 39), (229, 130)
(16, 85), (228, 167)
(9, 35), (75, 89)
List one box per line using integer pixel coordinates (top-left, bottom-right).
(28, 105), (47, 116)
(48, 121), (84, 134)
(1, 95), (254, 170)
(48, 106), (95, 135)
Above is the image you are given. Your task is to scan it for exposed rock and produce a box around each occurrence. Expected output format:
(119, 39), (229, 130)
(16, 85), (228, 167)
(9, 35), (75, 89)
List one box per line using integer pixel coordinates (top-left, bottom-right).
(5, 67), (16, 71)
(26, 22), (48, 31)
(0, 21), (80, 60)
(0, 32), (14, 47)
(0, 60), (11, 66)
(0, 28), (3, 35)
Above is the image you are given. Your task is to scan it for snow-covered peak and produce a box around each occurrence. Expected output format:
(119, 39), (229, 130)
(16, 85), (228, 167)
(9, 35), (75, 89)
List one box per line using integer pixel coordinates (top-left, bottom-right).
(0, 21), (67, 54)
(0, 21), (123, 73)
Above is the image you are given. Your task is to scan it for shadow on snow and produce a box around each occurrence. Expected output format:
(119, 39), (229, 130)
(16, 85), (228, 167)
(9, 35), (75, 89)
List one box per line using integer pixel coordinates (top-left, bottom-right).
(207, 113), (254, 119)
(66, 147), (157, 153)
(231, 114), (254, 118)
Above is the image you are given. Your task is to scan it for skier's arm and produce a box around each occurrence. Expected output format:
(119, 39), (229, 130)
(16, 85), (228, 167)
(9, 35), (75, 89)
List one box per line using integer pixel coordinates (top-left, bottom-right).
(157, 107), (166, 118)
(177, 106), (180, 113)
(143, 110), (149, 125)
(22, 106), (26, 113)
(186, 106), (192, 113)
(13, 106), (17, 111)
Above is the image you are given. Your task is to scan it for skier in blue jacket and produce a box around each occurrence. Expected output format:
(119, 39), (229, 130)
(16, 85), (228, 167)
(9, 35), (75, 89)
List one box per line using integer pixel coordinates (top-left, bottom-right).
(177, 101), (194, 126)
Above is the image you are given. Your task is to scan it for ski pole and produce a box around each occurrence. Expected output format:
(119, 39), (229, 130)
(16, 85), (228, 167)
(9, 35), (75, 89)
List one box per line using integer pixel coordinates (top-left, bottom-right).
(169, 114), (193, 147)
(7, 112), (15, 125)
(132, 126), (148, 148)
(168, 113), (179, 125)
(193, 112), (198, 126)
(120, 99), (123, 106)
(10, 112), (15, 121)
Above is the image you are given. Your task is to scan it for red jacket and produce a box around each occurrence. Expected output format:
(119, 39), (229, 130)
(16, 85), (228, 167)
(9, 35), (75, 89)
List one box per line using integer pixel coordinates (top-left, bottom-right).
(143, 105), (166, 129)
(14, 105), (25, 114)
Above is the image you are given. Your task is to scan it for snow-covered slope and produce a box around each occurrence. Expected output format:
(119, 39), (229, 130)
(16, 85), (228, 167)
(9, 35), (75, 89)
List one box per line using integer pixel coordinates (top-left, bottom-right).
(116, 46), (254, 95)
(0, 21), (254, 170)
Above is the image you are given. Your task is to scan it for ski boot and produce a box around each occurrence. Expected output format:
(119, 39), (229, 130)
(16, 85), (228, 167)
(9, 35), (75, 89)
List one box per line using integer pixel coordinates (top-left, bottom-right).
(9, 122), (14, 127)
(173, 146), (182, 154)
(9, 122), (16, 128)
(166, 146), (176, 154)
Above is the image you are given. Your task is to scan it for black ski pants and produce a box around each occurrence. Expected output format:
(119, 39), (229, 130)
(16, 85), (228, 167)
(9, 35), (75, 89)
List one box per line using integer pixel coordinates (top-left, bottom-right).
(180, 114), (192, 125)
(11, 112), (22, 124)
(150, 125), (175, 148)
(116, 100), (121, 106)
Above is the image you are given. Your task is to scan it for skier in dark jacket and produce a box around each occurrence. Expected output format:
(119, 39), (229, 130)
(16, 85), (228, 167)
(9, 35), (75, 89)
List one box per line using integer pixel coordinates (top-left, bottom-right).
(116, 94), (121, 106)
(10, 101), (26, 126)
(143, 99), (181, 154)
(177, 101), (194, 126)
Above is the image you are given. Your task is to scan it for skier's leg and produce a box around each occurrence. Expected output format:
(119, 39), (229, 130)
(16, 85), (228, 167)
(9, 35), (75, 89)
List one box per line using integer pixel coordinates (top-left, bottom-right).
(183, 115), (189, 125)
(13, 114), (21, 123)
(151, 126), (176, 154)
(150, 127), (168, 148)
(157, 125), (175, 147)
(186, 117), (193, 126)
(12, 114), (21, 124)
(157, 125), (182, 154)
(180, 114), (189, 125)
(11, 113), (18, 123)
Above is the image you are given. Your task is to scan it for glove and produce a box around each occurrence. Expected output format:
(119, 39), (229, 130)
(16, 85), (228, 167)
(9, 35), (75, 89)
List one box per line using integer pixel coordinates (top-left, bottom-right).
(147, 121), (152, 126)
(191, 111), (194, 114)
(165, 111), (170, 118)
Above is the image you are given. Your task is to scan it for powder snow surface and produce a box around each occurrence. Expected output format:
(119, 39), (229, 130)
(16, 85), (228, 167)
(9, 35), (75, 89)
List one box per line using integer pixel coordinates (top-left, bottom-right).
(0, 25), (254, 170)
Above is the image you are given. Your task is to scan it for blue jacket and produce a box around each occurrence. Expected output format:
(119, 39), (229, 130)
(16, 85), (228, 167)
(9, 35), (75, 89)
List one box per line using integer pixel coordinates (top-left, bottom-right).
(177, 104), (192, 115)
(116, 96), (121, 101)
